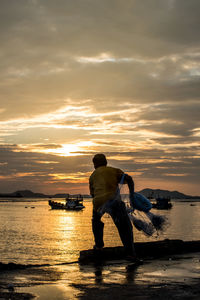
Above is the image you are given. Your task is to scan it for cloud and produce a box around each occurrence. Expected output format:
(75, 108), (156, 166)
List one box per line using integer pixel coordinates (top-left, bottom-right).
(0, 144), (93, 192)
(0, 1), (200, 118)
(0, 0), (199, 195)
(0, 142), (199, 195)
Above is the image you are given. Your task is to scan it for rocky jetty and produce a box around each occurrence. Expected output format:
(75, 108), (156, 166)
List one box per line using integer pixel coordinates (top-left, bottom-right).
(79, 239), (200, 264)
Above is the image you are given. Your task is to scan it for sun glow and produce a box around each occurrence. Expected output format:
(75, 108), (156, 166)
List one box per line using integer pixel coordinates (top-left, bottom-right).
(51, 172), (90, 183)
(21, 141), (95, 157)
(45, 144), (81, 156)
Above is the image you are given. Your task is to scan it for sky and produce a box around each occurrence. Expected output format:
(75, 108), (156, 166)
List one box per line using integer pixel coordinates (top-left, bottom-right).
(0, 0), (200, 196)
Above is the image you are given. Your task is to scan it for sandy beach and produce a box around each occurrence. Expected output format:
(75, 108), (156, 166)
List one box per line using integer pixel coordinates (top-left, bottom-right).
(0, 251), (200, 299)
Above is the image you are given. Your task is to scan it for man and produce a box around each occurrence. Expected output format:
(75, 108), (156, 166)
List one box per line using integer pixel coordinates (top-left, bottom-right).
(89, 153), (136, 260)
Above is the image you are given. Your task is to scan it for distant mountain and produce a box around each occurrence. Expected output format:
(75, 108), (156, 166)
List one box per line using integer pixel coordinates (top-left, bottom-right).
(0, 189), (199, 199)
(139, 188), (200, 199)
(0, 190), (48, 198)
(0, 190), (91, 198)
(14, 190), (48, 198)
(53, 193), (70, 198)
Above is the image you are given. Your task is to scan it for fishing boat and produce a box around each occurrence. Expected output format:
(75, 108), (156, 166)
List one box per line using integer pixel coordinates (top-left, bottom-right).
(48, 194), (85, 211)
(152, 197), (172, 209)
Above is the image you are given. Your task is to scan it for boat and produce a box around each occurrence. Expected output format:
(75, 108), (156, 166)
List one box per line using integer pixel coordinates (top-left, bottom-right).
(152, 197), (172, 209)
(49, 194), (85, 211)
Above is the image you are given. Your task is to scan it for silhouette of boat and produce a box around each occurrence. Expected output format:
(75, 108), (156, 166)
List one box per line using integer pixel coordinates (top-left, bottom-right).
(152, 197), (172, 209)
(49, 194), (85, 211)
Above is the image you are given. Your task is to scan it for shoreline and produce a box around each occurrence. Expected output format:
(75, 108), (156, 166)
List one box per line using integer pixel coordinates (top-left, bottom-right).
(1, 250), (200, 299)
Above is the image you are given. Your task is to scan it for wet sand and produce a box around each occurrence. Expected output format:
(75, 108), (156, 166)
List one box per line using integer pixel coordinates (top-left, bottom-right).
(0, 252), (200, 299)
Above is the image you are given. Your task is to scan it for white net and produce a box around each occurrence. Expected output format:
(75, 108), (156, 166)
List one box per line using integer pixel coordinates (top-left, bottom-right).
(119, 177), (169, 237)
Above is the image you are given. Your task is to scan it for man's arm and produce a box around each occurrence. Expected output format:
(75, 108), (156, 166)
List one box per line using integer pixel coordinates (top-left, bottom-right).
(89, 177), (94, 197)
(124, 174), (134, 195)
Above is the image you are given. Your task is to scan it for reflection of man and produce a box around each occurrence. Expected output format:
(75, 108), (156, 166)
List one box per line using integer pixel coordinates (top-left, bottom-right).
(89, 153), (136, 260)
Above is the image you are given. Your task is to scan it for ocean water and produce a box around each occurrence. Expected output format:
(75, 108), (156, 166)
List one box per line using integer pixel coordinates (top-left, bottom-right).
(0, 198), (200, 265)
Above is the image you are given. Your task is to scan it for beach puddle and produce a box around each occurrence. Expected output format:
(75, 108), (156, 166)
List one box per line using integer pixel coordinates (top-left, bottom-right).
(135, 254), (200, 284)
(19, 283), (78, 300)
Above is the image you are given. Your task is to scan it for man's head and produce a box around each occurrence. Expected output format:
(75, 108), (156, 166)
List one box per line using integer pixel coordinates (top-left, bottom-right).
(92, 153), (107, 169)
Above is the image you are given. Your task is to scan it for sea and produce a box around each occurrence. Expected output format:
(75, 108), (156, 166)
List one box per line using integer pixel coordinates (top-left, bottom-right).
(0, 198), (200, 266)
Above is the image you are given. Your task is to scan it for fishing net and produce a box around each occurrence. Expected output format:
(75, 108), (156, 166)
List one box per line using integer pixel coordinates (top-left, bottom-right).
(129, 213), (155, 236)
(119, 175), (169, 237)
(98, 173), (169, 237)
(146, 211), (168, 232)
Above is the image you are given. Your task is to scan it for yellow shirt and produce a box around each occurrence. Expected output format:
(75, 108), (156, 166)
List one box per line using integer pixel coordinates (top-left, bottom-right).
(89, 166), (124, 211)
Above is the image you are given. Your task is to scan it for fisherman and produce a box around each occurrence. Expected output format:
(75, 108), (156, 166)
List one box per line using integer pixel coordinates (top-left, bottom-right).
(89, 153), (137, 260)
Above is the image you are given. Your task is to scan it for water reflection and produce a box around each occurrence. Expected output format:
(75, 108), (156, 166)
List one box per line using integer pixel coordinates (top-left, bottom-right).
(14, 253), (200, 300)
(78, 260), (141, 286)
(0, 199), (200, 265)
(94, 265), (103, 284)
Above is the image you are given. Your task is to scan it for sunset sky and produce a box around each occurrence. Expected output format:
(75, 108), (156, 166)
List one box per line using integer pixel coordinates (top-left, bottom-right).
(0, 0), (200, 195)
